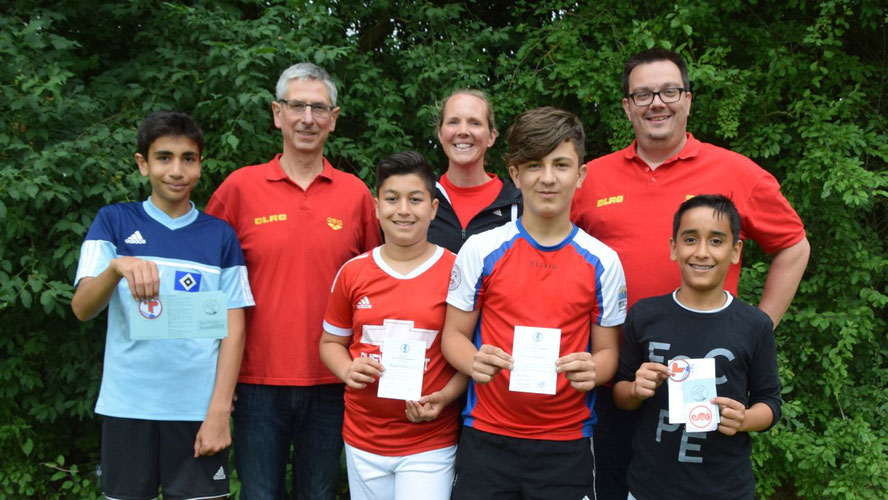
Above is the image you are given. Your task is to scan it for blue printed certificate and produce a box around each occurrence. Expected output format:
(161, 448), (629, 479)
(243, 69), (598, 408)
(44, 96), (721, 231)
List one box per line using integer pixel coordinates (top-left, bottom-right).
(129, 291), (228, 340)
(667, 357), (720, 433)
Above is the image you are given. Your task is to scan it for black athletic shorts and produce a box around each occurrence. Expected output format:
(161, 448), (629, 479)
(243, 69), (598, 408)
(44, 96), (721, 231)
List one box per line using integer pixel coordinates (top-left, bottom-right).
(100, 416), (230, 500)
(451, 426), (595, 500)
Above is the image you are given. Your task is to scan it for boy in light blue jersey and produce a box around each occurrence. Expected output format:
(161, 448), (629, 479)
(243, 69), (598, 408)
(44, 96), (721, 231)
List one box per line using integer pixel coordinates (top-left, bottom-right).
(71, 111), (254, 500)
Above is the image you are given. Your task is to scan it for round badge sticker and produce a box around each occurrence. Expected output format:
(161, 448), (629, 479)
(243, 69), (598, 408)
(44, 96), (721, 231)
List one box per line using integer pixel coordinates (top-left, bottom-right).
(138, 299), (163, 320)
(203, 299), (220, 315)
(449, 264), (462, 291)
(668, 359), (692, 382)
(688, 405), (713, 429)
(690, 384), (709, 402)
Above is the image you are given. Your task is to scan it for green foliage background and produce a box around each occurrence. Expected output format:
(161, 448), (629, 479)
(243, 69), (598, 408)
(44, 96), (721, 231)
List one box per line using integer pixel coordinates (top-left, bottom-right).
(1, 0), (886, 498)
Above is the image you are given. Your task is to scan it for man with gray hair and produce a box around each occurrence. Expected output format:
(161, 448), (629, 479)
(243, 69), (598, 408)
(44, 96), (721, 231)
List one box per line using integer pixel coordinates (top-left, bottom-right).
(207, 63), (381, 499)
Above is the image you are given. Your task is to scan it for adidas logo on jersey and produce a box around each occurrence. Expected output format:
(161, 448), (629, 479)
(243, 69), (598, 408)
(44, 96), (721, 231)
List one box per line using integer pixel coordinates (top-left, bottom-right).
(212, 466), (226, 481)
(493, 209), (503, 217)
(356, 296), (372, 309)
(124, 230), (147, 244)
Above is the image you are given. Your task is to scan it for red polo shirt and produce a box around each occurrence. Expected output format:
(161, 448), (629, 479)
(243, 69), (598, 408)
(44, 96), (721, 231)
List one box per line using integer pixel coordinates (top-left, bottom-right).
(207, 155), (381, 385)
(571, 134), (805, 310)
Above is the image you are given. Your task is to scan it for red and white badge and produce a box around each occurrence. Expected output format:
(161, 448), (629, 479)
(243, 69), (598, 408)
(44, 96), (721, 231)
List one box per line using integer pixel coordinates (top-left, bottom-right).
(138, 298), (163, 319)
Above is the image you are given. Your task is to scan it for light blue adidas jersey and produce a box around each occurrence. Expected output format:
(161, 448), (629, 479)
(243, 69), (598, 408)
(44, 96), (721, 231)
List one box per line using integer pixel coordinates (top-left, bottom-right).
(74, 198), (254, 421)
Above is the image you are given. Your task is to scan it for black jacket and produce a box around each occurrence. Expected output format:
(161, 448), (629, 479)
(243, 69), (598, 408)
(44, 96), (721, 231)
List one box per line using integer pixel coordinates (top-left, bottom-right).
(428, 177), (523, 253)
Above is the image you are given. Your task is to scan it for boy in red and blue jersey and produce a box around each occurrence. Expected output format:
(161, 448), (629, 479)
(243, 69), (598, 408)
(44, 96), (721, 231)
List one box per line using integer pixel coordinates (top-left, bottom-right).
(442, 107), (627, 498)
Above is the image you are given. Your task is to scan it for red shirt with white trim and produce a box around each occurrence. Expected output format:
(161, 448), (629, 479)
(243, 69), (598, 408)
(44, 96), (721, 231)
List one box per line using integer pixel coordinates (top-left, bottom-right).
(323, 246), (459, 456)
(207, 155), (381, 385)
(571, 134), (805, 311)
(447, 220), (627, 440)
(439, 173), (503, 229)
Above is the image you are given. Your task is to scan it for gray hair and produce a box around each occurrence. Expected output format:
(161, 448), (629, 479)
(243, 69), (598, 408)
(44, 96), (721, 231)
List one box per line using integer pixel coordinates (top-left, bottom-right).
(275, 63), (338, 106)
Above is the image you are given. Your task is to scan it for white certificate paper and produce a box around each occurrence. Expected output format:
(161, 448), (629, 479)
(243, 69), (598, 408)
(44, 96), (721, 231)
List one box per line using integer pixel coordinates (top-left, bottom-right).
(509, 326), (561, 395)
(667, 357), (720, 432)
(129, 291), (227, 340)
(377, 338), (426, 401)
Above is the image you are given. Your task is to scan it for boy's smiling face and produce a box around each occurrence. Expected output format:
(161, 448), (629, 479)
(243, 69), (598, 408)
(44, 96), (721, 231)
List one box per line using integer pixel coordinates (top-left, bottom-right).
(135, 135), (201, 218)
(508, 139), (586, 221)
(375, 173), (438, 249)
(670, 206), (742, 295)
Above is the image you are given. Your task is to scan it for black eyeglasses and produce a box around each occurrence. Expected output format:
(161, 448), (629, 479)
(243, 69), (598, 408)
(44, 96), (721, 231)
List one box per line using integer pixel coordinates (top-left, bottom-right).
(626, 87), (686, 106)
(277, 99), (335, 119)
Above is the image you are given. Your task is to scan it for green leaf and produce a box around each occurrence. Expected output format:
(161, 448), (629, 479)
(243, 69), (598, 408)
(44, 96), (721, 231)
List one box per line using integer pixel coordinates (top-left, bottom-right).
(21, 438), (33, 456)
(20, 289), (32, 308)
(39, 290), (56, 314)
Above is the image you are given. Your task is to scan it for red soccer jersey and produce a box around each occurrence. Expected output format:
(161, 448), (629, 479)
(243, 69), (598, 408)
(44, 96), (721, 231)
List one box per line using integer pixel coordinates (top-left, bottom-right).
(447, 220), (627, 441)
(571, 134), (805, 310)
(207, 155), (381, 385)
(323, 246), (460, 456)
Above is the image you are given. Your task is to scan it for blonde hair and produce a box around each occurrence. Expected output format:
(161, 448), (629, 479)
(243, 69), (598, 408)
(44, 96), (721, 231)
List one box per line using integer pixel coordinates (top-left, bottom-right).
(435, 89), (497, 133)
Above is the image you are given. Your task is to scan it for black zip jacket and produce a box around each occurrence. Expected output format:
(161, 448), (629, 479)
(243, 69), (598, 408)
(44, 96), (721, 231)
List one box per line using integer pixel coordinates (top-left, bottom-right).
(428, 177), (523, 253)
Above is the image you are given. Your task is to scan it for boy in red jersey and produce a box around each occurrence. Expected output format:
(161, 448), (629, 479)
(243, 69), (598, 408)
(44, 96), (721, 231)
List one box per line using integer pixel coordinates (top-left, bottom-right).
(320, 151), (468, 500)
(442, 107), (627, 499)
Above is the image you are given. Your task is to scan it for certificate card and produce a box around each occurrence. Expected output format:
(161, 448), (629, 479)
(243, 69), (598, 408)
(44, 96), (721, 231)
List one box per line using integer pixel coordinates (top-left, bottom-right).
(667, 357), (720, 432)
(129, 291), (228, 340)
(509, 326), (561, 395)
(377, 338), (426, 401)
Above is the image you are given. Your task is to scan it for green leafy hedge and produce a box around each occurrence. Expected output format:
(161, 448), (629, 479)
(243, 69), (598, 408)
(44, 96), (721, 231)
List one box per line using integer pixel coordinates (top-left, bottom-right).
(1, 1), (885, 498)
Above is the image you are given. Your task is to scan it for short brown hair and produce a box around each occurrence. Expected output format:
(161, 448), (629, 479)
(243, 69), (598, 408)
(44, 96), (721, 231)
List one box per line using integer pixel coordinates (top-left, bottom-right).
(375, 150), (436, 198)
(503, 107), (584, 166)
(622, 49), (690, 96)
(435, 89), (497, 133)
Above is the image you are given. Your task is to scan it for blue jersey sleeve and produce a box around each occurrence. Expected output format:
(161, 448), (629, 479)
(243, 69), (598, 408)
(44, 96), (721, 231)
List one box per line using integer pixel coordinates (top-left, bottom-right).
(74, 206), (117, 286)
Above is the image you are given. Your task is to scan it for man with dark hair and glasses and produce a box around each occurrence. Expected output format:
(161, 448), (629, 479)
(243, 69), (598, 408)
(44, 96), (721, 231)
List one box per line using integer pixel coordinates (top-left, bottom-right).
(571, 49), (809, 499)
(207, 63), (381, 499)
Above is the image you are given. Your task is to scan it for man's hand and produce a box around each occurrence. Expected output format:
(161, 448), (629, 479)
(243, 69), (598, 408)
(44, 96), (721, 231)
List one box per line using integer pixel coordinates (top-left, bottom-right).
(472, 344), (513, 384)
(632, 362), (670, 400)
(713, 396), (746, 436)
(405, 391), (447, 422)
(556, 352), (597, 392)
(344, 357), (384, 389)
(193, 412), (231, 458)
(111, 256), (160, 301)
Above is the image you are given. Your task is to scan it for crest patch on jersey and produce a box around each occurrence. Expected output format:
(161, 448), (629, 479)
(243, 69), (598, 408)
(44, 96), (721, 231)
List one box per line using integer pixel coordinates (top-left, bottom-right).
(617, 286), (628, 312)
(327, 217), (343, 230)
(449, 264), (462, 291)
(175, 271), (202, 292)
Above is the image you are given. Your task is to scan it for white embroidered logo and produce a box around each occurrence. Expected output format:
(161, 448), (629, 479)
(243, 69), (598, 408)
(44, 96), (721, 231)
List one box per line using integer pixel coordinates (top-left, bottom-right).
(356, 296), (372, 310)
(212, 466), (226, 480)
(124, 230), (147, 244)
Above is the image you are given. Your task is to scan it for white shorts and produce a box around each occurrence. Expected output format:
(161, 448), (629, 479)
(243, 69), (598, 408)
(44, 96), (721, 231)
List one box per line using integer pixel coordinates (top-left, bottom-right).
(344, 443), (457, 500)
